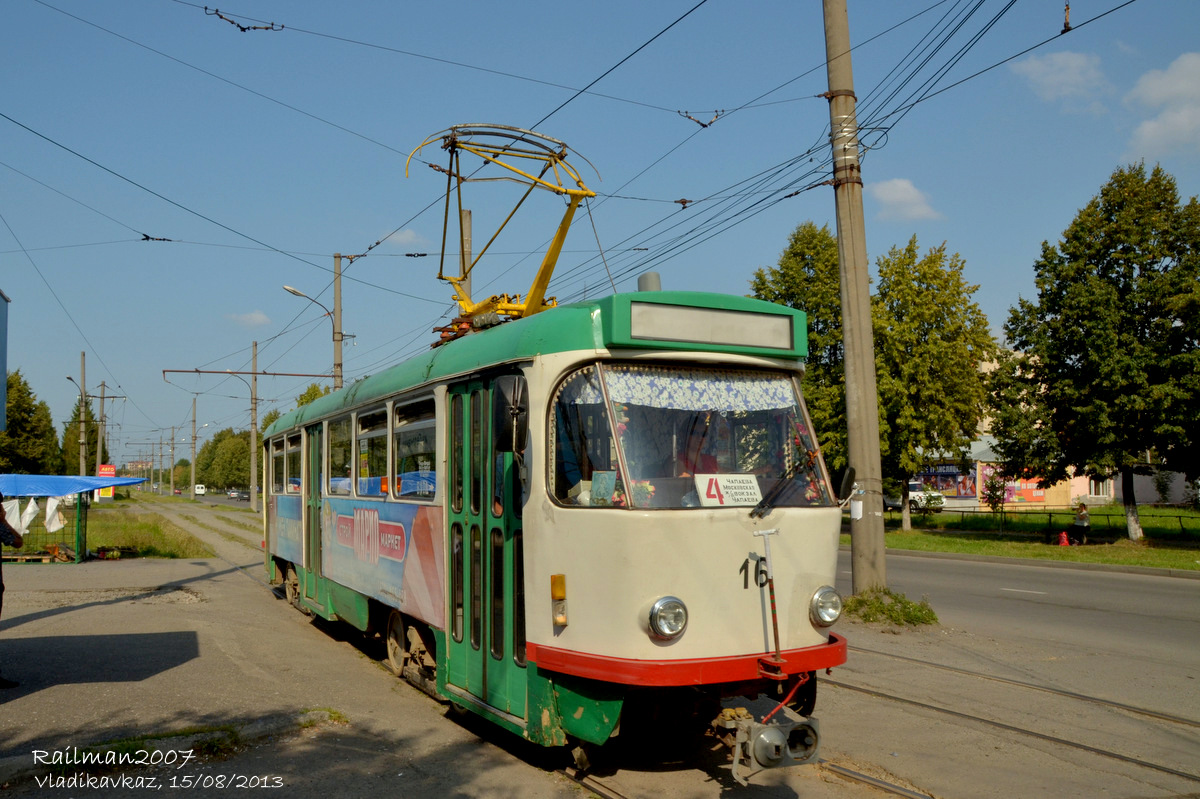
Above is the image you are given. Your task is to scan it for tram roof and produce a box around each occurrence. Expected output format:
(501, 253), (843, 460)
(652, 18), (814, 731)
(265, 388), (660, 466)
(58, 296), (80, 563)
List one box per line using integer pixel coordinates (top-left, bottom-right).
(264, 291), (807, 437)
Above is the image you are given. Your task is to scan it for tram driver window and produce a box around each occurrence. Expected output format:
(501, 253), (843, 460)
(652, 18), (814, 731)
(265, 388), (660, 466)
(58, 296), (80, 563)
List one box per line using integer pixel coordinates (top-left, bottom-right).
(328, 417), (352, 496)
(270, 439), (285, 495)
(357, 409), (388, 497)
(550, 367), (615, 504)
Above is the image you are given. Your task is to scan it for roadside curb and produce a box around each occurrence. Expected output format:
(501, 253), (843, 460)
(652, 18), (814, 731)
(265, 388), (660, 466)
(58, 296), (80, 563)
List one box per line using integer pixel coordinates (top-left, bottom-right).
(0, 710), (331, 788)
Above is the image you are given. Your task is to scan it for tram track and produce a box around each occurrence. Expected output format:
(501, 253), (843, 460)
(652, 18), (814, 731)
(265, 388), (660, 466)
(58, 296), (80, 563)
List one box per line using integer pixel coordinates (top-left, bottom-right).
(821, 676), (1200, 784)
(559, 762), (936, 799)
(848, 644), (1200, 729)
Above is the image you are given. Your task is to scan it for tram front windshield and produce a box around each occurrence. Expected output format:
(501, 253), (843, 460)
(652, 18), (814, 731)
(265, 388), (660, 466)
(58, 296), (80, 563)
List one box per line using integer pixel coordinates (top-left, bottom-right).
(551, 364), (833, 510)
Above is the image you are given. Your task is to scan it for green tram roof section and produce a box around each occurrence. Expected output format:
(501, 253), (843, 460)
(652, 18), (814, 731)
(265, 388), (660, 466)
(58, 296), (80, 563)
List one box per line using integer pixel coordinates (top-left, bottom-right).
(265, 291), (807, 437)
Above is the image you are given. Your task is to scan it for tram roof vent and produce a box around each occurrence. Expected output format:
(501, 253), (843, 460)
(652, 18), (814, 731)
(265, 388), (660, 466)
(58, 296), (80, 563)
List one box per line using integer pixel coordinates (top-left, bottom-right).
(637, 272), (662, 292)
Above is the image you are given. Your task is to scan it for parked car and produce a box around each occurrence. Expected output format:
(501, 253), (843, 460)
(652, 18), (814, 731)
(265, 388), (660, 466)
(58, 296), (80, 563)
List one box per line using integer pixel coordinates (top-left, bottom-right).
(906, 480), (944, 512)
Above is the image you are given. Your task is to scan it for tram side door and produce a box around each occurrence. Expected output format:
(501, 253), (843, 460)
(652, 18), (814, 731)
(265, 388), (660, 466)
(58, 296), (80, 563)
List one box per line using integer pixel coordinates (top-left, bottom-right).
(445, 379), (527, 721)
(302, 423), (323, 604)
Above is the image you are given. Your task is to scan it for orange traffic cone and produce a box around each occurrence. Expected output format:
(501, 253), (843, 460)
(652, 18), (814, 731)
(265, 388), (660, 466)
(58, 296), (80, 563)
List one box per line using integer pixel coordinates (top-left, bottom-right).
(1058, 531), (1069, 546)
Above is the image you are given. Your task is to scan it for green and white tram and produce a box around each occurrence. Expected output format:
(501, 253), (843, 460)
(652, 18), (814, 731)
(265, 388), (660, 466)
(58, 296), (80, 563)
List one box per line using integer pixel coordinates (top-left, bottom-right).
(263, 289), (847, 783)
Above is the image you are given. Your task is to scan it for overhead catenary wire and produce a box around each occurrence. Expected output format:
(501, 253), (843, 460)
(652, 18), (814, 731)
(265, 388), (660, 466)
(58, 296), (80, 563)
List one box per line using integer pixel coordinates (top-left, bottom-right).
(9, 0), (1150, 442)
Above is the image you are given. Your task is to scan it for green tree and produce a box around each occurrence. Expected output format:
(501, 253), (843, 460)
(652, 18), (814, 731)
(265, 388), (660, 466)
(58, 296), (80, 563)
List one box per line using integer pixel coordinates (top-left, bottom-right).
(296, 383), (331, 408)
(259, 408), (281, 434)
(0, 371), (64, 474)
(173, 458), (191, 491)
(996, 163), (1200, 540)
(874, 237), (997, 530)
(58, 398), (106, 475)
(749, 222), (848, 472)
(211, 432), (250, 488)
(195, 430), (254, 488)
(750, 224), (996, 533)
(981, 471), (1008, 530)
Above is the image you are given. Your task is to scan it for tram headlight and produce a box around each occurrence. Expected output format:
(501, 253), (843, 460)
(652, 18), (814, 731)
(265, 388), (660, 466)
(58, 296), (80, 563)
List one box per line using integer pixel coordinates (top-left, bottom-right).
(810, 586), (842, 627)
(648, 596), (688, 640)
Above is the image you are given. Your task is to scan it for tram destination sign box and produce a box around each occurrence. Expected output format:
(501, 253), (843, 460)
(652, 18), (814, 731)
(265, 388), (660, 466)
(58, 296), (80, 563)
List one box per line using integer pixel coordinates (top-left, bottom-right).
(595, 292), (807, 359)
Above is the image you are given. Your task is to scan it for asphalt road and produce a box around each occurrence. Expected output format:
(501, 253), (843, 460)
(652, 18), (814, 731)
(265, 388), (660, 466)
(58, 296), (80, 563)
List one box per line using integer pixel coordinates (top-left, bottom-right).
(847, 551), (1200, 718)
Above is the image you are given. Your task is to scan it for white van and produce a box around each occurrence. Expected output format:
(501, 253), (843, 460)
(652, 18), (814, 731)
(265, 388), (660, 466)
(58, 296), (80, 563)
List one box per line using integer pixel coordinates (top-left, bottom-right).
(194, 484), (207, 496)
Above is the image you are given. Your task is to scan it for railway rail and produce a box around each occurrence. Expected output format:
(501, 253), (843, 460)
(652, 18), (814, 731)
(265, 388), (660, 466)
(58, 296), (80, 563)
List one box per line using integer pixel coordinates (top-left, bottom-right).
(560, 761), (937, 799)
(849, 644), (1200, 729)
(824, 646), (1200, 786)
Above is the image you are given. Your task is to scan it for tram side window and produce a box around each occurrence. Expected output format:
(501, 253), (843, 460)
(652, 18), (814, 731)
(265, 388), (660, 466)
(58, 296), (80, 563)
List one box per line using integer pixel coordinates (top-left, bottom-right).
(270, 439), (285, 494)
(357, 409), (388, 497)
(285, 434), (302, 493)
(394, 399), (436, 500)
(328, 417), (352, 496)
(450, 395), (464, 513)
(550, 367), (616, 504)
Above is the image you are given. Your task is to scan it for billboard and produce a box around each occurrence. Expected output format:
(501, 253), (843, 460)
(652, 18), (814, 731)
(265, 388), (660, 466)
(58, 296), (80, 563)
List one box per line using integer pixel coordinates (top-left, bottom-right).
(97, 464), (117, 501)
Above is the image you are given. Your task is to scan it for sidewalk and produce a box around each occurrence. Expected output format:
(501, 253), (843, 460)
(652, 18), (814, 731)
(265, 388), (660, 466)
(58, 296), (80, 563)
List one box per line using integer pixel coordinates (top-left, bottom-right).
(0, 556), (561, 791)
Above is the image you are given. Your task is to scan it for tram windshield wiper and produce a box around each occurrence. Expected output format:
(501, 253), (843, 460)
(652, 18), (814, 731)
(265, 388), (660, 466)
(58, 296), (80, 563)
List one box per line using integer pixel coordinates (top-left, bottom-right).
(749, 458), (809, 519)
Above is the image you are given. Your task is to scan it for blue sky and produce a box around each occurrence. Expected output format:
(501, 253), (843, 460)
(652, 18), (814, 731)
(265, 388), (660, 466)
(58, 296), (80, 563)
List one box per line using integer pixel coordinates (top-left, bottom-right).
(3, 0), (1197, 468)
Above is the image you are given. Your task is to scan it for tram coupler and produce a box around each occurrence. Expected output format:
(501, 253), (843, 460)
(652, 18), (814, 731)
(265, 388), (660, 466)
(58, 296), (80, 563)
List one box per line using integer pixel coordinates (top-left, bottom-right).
(712, 706), (819, 786)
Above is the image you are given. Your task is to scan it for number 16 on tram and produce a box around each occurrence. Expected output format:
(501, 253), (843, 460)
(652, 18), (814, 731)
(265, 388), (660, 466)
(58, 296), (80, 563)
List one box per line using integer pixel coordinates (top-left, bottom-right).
(263, 290), (847, 784)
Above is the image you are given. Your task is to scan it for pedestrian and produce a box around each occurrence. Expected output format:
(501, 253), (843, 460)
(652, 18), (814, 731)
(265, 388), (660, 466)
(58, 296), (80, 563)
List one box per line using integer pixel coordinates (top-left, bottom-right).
(0, 492), (25, 688)
(1071, 501), (1090, 545)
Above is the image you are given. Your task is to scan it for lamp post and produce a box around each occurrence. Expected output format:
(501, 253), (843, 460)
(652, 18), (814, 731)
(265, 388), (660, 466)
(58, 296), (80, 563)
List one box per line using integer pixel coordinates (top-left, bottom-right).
(284, 254), (343, 389)
(65, 375), (87, 476)
(224, 364), (259, 513)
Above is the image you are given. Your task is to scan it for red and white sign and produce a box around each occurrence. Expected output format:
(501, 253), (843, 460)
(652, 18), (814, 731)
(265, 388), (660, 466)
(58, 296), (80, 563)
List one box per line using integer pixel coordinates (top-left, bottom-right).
(695, 474), (763, 507)
(98, 464), (116, 499)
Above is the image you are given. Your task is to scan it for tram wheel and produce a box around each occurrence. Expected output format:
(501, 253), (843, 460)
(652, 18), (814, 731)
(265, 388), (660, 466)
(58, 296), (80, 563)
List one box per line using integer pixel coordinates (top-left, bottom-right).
(284, 565), (310, 616)
(284, 565), (299, 607)
(385, 610), (407, 677)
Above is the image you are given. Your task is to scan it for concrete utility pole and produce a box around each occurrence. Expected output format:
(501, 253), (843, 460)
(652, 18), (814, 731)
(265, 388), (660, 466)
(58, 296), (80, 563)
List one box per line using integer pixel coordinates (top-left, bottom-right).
(250, 341), (259, 512)
(823, 0), (886, 593)
(333, 254), (344, 390)
(284, 259), (345, 390)
(96, 381), (105, 479)
(190, 397), (197, 500)
(77, 352), (86, 476)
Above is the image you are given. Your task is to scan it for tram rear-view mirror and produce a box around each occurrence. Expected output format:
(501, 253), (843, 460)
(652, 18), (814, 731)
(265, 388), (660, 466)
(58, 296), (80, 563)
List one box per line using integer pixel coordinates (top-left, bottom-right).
(837, 467), (856, 503)
(493, 375), (529, 453)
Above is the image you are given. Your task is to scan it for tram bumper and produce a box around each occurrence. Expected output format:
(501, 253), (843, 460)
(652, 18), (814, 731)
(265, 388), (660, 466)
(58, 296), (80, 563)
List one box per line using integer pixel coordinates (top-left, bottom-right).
(713, 706), (819, 785)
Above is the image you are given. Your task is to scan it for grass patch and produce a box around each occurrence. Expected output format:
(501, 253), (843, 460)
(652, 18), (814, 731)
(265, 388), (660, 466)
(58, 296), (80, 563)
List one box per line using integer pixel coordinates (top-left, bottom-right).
(86, 508), (214, 559)
(178, 514), (257, 547)
(211, 509), (262, 532)
(844, 587), (938, 626)
(842, 529), (1200, 571)
(301, 708), (349, 727)
(108, 724), (241, 759)
(892, 505), (1200, 540)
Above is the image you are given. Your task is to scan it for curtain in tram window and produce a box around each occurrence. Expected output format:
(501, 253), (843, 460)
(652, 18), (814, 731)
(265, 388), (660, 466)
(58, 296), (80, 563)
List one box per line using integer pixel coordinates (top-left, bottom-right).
(601, 366), (795, 411)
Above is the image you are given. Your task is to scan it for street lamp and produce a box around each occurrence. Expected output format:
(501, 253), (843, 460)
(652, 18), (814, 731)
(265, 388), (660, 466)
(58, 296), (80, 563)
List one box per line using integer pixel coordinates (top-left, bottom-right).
(284, 280), (344, 390)
(65, 376), (86, 476)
